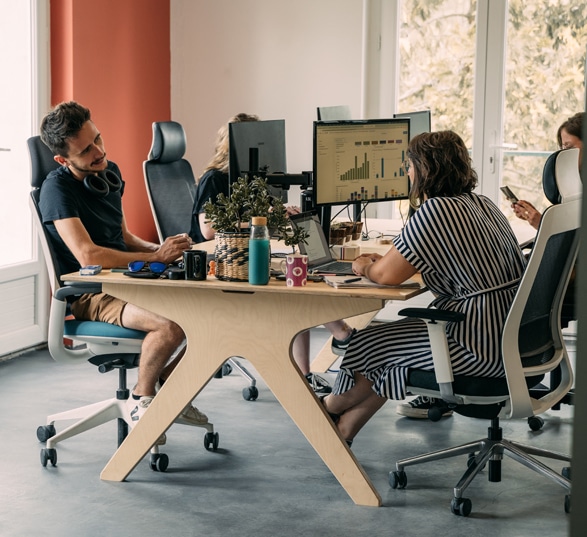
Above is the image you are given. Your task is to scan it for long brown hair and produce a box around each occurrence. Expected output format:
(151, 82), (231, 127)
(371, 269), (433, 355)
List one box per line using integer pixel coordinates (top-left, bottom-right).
(408, 130), (478, 208)
(199, 112), (259, 180)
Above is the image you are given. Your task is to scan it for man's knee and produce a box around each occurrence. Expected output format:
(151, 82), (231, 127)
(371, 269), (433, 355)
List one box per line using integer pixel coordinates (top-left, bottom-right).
(160, 318), (185, 344)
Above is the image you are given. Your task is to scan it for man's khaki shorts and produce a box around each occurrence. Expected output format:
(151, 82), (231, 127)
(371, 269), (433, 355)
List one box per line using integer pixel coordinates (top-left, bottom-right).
(70, 293), (127, 326)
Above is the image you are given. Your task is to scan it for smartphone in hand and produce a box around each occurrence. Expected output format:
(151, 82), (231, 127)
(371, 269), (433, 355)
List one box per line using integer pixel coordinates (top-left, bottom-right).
(500, 186), (519, 203)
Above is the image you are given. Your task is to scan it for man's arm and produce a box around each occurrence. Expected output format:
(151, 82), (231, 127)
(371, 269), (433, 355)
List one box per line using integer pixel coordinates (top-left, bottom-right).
(120, 215), (159, 253)
(54, 217), (190, 269)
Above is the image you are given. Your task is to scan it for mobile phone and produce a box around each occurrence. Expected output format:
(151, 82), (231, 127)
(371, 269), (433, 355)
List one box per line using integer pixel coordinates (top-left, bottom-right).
(500, 186), (518, 203)
(79, 265), (102, 275)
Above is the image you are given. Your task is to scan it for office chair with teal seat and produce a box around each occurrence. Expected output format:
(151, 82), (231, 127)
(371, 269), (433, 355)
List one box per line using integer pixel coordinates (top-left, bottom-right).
(143, 121), (259, 400)
(389, 150), (579, 516)
(28, 136), (219, 472)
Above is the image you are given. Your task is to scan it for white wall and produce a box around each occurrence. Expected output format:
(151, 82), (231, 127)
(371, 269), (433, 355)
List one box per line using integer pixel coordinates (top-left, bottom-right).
(171, 0), (366, 181)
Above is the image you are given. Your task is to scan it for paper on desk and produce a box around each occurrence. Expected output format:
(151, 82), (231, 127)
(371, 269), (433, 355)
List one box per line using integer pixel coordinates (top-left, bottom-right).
(323, 275), (421, 289)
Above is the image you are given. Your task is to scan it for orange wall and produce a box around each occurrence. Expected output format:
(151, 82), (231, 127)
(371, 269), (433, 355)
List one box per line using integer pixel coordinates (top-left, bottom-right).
(50, 0), (171, 242)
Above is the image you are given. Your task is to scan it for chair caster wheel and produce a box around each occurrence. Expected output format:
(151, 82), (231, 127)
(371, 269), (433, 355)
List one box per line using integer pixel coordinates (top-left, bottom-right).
(389, 470), (407, 489)
(204, 432), (219, 451)
(451, 497), (472, 517)
(150, 453), (169, 472)
(222, 363), (233, 376)
(528, 416), (544, 431)
(37, 424), (56, 442)
(242, 386), (258, 401)
(562, 466), (571, 479)
(427, 406), (444, 422)
(40, 448), (57, 467)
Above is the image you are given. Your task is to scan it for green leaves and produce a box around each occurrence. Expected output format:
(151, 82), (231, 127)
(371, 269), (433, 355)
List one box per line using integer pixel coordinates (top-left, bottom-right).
(204, 176), (308, 249)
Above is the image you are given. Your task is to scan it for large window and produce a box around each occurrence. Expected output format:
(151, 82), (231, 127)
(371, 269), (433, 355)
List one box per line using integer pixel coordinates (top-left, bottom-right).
(0, 0), (49, 357)
(398, 0), (477, 145)
(0, 1), (34, 267)
(502, 0), (587, 216)
(396, 0), (586, 225)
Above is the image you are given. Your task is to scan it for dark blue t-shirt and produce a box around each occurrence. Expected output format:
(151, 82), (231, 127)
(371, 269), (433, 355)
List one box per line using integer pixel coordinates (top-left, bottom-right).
(39, 161), (127, 277)
(189, 168), (229, 243)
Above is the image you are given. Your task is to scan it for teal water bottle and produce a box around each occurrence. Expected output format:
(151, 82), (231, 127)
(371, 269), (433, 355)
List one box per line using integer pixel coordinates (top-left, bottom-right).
(248, 216), (270, 285)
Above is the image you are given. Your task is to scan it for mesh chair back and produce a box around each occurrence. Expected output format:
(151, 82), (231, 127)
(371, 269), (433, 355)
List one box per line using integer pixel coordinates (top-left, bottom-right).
(542, 147), (582, 204)
(518, 227), (578, 363)
(27, 136), (63, 291)
(143, 121), (197, 241)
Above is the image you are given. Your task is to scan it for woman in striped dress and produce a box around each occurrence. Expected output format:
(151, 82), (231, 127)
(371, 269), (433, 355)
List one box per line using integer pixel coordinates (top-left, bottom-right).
(321, 130), (527, 445)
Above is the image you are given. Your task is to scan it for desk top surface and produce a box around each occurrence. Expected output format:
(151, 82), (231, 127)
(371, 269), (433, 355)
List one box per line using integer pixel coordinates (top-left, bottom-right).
(63, 270), (425, 302)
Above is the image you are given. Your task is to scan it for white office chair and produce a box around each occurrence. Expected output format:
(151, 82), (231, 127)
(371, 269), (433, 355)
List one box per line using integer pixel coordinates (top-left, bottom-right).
(388, 150), (579, 516)
(143, 121), (259, 400)
(28, 136), (219, 472)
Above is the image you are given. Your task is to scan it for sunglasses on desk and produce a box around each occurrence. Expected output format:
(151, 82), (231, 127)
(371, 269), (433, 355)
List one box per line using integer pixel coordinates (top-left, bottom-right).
(124, 260), (168, 278)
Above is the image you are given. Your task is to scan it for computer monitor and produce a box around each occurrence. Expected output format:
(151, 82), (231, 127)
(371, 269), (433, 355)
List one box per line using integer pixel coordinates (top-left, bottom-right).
(312, 118), (411, 207)
(317, 105), (352, 121)
(394, 110), (431, 139)
(228, 119), (287, 199)
(394, 111), (431, 218)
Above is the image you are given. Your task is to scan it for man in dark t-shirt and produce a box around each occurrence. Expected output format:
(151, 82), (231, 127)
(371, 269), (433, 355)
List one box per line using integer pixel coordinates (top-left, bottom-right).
(39, 101), (209, 434)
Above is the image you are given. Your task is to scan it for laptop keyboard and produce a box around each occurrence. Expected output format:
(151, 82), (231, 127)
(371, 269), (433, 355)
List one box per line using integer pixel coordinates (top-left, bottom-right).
(313, 260), (354, 275)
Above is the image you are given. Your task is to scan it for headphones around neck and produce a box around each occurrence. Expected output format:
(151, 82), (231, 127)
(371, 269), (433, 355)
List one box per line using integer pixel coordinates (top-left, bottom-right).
(83, 169), (122, 198)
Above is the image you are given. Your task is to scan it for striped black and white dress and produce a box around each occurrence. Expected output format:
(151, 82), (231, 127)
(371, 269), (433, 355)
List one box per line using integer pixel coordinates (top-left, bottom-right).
(333, 193), (527, 401)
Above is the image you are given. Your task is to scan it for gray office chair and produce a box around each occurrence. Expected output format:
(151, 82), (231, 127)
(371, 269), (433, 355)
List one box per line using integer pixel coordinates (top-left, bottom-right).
(389, 151), (579, 516)
(143, 121), (258, 400)
(523, 148), (581, 426)
(28, 136), (218, 472)
(316, 105), (352, 121)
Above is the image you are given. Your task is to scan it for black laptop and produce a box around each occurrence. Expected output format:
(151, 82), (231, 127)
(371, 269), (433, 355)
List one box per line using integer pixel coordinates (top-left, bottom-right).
(289, 212), (354, 275)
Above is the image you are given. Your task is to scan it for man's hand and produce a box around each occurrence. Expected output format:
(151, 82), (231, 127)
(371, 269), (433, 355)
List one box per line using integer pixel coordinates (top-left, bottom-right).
(155, 233), (193, 263)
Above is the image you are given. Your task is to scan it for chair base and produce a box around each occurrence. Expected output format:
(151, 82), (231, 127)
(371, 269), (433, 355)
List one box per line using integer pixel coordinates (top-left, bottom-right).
(37, 395), (217, 469)
(390, 418), (571, 516)
(218, 356), (259, 401)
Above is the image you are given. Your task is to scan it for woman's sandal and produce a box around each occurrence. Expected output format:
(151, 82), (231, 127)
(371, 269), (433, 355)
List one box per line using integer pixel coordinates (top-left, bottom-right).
(319, 394), (341, 424)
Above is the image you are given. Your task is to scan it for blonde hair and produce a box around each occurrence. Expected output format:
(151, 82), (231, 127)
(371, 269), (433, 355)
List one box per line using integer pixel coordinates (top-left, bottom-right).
(199, 113), (259, 179)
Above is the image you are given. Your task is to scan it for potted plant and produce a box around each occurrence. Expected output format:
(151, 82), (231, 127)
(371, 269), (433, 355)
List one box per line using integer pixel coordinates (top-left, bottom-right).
(204, 176), (308, 281)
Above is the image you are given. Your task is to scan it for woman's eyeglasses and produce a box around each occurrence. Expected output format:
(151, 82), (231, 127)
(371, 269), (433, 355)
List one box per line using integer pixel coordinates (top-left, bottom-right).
(127, 260), (167, 274)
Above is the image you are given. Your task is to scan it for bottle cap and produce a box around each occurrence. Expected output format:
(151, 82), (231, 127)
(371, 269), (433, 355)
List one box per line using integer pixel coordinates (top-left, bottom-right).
(251, 216), (267, 226)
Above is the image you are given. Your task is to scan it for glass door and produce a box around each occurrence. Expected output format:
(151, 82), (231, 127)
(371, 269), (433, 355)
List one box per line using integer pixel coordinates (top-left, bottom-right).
(394, 0), (585, 242)
(0, 0), (50, 357)
(500, 0), (586, 220)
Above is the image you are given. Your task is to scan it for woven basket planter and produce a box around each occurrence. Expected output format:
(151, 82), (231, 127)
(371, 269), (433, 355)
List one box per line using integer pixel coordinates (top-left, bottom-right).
(214, 232), (249, 281)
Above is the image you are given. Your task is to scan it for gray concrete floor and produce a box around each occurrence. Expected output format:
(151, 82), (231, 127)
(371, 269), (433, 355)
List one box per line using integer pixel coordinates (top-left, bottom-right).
(0, 328), (573, 537)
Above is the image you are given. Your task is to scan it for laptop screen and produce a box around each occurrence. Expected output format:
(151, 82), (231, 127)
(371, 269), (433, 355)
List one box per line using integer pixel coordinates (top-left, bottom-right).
(289, 212), (334, 267)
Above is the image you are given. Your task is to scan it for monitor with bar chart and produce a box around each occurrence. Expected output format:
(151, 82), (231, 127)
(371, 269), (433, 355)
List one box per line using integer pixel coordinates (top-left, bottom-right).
(312, 118), (410, 207)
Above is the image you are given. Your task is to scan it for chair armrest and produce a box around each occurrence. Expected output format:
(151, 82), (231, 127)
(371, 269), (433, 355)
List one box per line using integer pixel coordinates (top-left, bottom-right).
(519, 238), (534, 251)
(399, 307), (465, 403)
(55, 282), (102, 301)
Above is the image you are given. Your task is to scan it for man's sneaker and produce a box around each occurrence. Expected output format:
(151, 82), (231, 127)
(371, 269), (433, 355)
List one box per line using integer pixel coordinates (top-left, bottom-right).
(306, 373), (332, 395)
(396, 396), (453, 419)
(331, 328), (357, 356)
(176, 404), (209, 426)
(126, 395), (167, 445)
(155, 381), (209, 426)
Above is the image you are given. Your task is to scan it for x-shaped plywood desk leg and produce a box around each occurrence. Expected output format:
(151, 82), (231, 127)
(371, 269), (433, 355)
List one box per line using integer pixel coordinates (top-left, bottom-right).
(98, 283), (382, 507)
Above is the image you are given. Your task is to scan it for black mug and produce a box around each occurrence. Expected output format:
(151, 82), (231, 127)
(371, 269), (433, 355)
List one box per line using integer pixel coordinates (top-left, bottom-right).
(183, 250), (207, 280)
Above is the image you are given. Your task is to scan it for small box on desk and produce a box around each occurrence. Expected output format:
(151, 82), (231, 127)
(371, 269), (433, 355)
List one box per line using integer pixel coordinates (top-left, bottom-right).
(332, 244), (361, 260)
